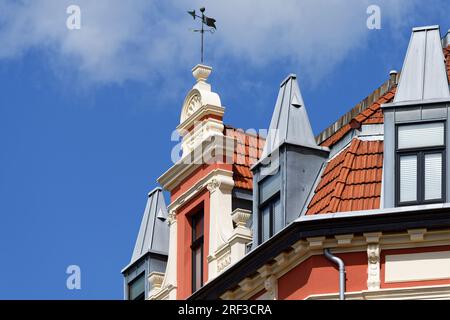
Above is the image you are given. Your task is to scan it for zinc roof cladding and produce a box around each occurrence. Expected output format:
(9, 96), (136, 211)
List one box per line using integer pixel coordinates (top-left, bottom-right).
(224, 126), (264, 190)
(260, 74), (319, 160)
(306, 139), (383, 215)
(394, 27), (450, 103)
(130, 188), (169, 264)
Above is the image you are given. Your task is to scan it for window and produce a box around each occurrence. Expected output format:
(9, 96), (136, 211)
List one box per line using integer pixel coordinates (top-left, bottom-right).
(191, 210), (204, 293)
(259, 193), (281, 243)
(128, 273), (145, 300)
(396, 122), (446, 206)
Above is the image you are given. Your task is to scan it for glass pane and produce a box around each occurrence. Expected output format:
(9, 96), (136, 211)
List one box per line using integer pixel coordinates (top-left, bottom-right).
(195, 213), (204, 239)
(129, 273), (145, 300)
(425, 153), (442, 200)
(273, 197), (283, 234)
(398, 122), (444, 149)
(192, 212), (204, 240)
(193, 246), (202, 291)
(400, 155), (418, 203)
(262, 206), (271, 242)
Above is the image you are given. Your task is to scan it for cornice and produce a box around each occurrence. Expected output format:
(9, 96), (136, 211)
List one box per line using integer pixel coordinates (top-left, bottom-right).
(167, 168), (234, 214)
(177, 104), (225, 134)
(204, 227), (450, 300)
(157, 136), (235, 192)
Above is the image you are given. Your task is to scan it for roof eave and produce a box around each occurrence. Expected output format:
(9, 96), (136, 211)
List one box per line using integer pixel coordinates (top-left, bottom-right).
(189, 203), (450, 300)
(251, 141), (330, 172)
(121, 249), (169, 274)
(382, 97), (450, 109)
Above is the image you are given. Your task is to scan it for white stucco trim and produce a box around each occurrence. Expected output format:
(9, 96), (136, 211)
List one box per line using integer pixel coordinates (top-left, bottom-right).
(385, 251), (450, 283)
(306, 284), (450, 300)
(221, 228), (450, 300)
(158, 136), (235, 192)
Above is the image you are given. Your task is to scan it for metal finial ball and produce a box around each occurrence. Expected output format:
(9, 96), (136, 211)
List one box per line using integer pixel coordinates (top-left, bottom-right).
(200, 7), (205, 13)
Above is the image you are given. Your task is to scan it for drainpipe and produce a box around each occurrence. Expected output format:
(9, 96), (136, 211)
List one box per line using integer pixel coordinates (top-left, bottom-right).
(324, 249), (346, 300)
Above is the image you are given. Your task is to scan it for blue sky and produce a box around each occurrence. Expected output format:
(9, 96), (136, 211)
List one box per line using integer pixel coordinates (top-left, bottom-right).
(0, 0), (449, 299)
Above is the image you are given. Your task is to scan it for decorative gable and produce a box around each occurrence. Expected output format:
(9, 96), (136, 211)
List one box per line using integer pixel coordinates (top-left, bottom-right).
(178, 64), (225, 156)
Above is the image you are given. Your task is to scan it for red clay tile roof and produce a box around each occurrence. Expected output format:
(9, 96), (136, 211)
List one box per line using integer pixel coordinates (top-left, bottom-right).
(307, 46), (450, 215)
(306, 139), (383, 215)
(224, 126), (265, 190)
(320, 88), (396, 148)
(223, 47), (450, 205)
(445, 46), (450, 83)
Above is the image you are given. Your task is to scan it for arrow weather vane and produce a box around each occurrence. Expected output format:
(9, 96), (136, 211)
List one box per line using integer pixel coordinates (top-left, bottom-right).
(188, 7), (217, 64)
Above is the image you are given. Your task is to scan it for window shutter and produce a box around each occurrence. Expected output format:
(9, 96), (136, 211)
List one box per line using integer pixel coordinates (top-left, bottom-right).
(398, 122), (444, 149)
(400, 155), (418, 202)
(424, 153), (443, 200)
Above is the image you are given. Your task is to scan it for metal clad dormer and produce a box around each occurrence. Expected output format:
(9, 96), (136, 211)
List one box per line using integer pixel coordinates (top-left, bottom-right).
(260, 74), (320, 160)
(131, 188), (169, 262)
(394, 26), (450, 104)
(252, 74), (329, 248)
(122, 188), (169, 300)
(382, 25), (450, 209)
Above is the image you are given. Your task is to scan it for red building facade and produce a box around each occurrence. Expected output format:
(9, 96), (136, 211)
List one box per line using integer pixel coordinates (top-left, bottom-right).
(123, 25), (450, 300)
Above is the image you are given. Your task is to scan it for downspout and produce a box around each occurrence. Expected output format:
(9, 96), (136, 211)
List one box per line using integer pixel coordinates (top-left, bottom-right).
(324, 249), (346, 300)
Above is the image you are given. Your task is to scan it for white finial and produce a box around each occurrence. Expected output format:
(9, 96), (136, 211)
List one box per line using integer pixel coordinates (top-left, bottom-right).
(192, 64), (212, 91)
(192, 64), (212, 83)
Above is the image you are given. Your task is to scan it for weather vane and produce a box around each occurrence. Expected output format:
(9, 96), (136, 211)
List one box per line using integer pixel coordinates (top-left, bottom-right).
(188, 7), (217, 64)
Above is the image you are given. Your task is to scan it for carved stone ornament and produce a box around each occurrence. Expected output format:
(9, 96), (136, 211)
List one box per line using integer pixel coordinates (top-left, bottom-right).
(148, 272), (164, 292)
(167, 210), (177, 225)
(231, 209), (252, 227)
(367, 244), (381, 290)
(207, 178), (220, 192)
(186, 94), (202, 119)
(264, 275), (278, 300)
(217, 250), (231, 273)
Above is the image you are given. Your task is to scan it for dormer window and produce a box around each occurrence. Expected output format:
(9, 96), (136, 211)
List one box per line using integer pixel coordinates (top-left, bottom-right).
(396, 122), (446, 205)
(128, 272), (145, 300)
(258, 171), (283, 243)
(259, 193), (281, 243)
(252, 74), (329, 248)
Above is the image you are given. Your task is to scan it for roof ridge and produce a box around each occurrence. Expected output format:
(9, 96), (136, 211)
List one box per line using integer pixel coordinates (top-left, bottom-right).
(320, 87), (396, 148)
(224, 124), (265, 140)
(316, 77), (398, 145)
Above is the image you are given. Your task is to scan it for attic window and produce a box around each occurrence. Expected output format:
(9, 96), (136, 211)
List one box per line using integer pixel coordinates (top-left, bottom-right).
(128, 273), (145, 300)
(259, 193), (281, 243)
(396, 122), (446, 205)
(258, 171), (283, 243)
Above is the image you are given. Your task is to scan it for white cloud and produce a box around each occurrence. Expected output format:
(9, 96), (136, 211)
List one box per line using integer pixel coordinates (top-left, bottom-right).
(0, 0), (421, 85)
